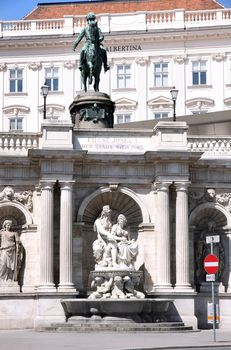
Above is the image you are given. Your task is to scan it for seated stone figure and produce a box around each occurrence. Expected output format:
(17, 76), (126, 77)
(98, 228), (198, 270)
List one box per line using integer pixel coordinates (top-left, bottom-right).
(93, 205), (118, 268)
(93, 207), (138, 269)
(111, 214), (138, 269)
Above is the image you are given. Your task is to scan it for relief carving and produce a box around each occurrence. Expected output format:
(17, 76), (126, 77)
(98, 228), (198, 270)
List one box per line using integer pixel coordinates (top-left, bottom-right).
(0, 186), (33, 211)
(189, 188), (231, 213)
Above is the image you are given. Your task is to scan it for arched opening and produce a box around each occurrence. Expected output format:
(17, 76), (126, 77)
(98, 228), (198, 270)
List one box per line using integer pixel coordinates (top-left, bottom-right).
(189, 205), (229, 291)
(0, 204), (29, 230)
(75, 188), (146, 292)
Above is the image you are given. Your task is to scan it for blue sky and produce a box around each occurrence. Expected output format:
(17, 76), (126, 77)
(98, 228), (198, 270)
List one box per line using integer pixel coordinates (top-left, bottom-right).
(0, 0), (231, 20)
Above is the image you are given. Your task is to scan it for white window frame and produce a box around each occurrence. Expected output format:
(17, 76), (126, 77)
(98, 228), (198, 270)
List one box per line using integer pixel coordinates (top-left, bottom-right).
(8, 116), (23, 131)
(192, 60), (207, 86)
(191, 110), (208, 115)
(115, 113), (132, 124)
(44, 66), (60, 92)
(116, 64), (132, 89)
(153, 62), (169, 87)
(225, 58), (231, 86)
(153, 112), (170, 120)
(8, 67), (26, 93)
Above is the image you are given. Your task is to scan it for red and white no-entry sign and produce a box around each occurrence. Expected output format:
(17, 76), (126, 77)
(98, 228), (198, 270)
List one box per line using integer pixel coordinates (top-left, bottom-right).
(204, 254), (219, 274)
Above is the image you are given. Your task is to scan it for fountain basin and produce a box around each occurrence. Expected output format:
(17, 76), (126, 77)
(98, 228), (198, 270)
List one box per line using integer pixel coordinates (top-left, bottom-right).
(61, 298), (173, 322)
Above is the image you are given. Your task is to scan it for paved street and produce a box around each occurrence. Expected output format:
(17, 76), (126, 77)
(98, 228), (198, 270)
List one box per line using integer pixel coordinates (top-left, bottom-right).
(172, 348), (231, 350)
(0, 329), (231, 350)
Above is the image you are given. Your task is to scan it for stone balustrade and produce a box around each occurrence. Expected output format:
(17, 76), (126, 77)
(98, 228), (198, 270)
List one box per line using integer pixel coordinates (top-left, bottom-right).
(1, 132), (231, 157)
(188, 137), (231, 155)
(0, 8), (231, 37)
(0, 133), (39, 153)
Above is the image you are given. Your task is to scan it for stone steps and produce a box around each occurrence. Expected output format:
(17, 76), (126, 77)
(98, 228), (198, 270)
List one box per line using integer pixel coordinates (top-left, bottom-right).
(37, 322), (194, 333)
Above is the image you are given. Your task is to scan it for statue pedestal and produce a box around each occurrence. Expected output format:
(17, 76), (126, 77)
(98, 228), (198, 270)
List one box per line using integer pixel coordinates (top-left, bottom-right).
(69, 91), (114, 129)
(0, 281), (20, 293)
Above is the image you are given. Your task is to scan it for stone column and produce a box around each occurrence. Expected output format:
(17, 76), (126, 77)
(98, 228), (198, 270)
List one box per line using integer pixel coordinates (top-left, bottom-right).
(175, 182), (193, 291)
(38, 182), (56, 292)
(58, 182), (76, 292)
(155, 182), (173, 290)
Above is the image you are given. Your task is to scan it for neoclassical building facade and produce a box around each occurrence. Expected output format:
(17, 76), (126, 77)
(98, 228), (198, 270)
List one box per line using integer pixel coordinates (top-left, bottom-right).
(0, 0), (231, 331)
(0, 118), (230, 329)
(0, 0), (231, 130)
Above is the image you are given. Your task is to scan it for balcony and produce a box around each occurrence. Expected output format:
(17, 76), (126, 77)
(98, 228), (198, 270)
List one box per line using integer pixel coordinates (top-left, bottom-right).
(0, 8), (231, 38)
(0, 133), (39, 155)
(188, 136), (231, 158)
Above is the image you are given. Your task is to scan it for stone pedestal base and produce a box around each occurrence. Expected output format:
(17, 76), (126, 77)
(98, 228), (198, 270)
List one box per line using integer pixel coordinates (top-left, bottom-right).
(69, 92), (114, 129)
(0, 281), (20, 293)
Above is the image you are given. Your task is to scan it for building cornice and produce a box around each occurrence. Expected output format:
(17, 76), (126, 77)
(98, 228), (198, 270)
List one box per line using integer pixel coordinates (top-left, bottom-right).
(1, 26), (231, 49)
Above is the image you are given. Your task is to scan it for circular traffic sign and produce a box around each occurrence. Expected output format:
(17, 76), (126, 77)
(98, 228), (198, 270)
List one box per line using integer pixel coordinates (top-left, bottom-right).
(204, 254), (219, 274)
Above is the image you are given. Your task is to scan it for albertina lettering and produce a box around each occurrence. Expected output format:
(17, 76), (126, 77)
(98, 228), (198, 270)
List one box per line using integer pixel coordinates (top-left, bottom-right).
(106, 45), (142, 52)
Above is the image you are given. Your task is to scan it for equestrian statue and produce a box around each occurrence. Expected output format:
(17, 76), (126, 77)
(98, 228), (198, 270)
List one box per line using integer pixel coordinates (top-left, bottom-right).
(73, 12), (110, 92)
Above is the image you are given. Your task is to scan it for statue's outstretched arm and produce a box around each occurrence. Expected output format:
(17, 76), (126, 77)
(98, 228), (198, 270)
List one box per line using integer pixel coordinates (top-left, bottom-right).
(73, 28), (85, 50)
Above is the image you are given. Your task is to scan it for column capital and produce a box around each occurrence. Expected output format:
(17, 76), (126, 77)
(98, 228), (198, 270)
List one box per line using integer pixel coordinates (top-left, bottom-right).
(154, 182), (172, 192)
(59, 180), (75, 189)
(39, 180), (56, 189)
(175, 182), (191, 192)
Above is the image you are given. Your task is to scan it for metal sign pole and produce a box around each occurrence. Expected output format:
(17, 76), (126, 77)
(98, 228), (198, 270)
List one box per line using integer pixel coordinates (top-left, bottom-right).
(205, 235), (220, 342)
(210, 239), (216, 342)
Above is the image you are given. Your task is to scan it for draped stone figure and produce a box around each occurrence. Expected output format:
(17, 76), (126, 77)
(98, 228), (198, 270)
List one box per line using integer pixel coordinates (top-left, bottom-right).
(90, 206), (142, 299)
(93, 205), (118, 267)
(93, 206), (138, 269)
(111, 214), (138, 269)
(0, 220), (23, 283)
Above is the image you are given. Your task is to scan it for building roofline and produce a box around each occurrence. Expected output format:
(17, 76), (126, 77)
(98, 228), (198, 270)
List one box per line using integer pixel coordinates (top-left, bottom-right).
(37, 0), (143, 5)
(115, 110), (231, 135)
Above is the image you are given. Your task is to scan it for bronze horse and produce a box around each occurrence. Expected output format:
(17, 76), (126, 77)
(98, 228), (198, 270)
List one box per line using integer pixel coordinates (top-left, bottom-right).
(81, 42), (103, 92)
(81, 25), (103, 92)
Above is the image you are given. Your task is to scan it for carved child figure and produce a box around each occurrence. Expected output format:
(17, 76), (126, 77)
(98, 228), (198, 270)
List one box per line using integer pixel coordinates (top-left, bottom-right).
(111, 276), (126, 299)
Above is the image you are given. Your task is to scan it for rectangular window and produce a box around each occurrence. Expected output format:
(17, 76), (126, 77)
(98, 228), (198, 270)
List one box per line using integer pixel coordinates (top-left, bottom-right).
(154, 112), (169, 119)
(117, 65), (131, 89)
(45, 67), (59, 91)
(154, 63), (168, 87)
(9, 118), (23, 131)
(192, 110), (208, 115)
(116, 114), (131, 124)
(9, 68), (23, 93)
(192, 61), (207, 85)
